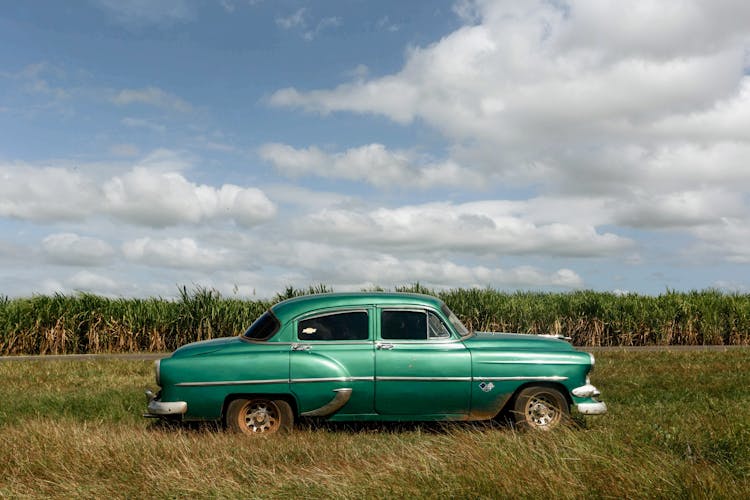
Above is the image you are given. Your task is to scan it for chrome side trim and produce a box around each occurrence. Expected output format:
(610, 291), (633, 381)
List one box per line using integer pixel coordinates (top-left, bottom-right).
(473, 376), (569, 382)
(174, 375), (567, 387)
(478, 360), (582, 365)
(577, 401), (607, 415)
(300, 388), (353, 417)
(291, 376), (374, 383)
(175, 376), (375, 387)
(175, 378), (289, 387)
(376, 376), (472, 382)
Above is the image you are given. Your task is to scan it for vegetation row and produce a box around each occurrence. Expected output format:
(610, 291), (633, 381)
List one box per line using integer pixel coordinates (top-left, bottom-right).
(1, 285), (749, 355)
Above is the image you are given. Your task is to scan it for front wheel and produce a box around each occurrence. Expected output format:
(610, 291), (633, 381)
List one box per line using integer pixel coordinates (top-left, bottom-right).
(511, 386), (569, 431)
(226, 398), (294, 435)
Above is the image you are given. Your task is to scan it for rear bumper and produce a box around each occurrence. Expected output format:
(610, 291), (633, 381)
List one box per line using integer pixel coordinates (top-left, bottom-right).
(144, 389), (187, 418)
(576, 401), (607, 415)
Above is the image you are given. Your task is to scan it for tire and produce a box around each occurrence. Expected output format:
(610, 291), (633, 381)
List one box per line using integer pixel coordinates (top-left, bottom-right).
(226, 398), (294, 435)
(511, 386), (569, 431)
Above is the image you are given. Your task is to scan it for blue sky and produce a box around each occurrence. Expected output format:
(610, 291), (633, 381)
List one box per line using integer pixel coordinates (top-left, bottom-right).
(1, 0), (749, 298)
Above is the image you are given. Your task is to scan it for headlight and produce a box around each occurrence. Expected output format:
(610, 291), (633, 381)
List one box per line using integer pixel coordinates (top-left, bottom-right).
(154, 359), (161, 386)
(588, 352), (596, 372)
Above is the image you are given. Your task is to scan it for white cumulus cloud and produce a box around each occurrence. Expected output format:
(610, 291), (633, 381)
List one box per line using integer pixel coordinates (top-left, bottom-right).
(103, 168), (275, 227)
(123, 237), (238, 269)
(294, 201), (631, 258)
(259, 142), (485, 189)
(0, 163), (98, 222)
(42, 233), (116, 266)
(268, 0), (750, 265)
(0, 152), (276, 228)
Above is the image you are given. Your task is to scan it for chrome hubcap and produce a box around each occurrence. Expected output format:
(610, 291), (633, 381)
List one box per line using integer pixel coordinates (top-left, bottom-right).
(243, 401), (279, 433)
(526, 395), (559, 428)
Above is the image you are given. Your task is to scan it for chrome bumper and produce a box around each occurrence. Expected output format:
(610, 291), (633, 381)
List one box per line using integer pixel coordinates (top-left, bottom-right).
(144, 389), (187, 418)
(572, 383), (607, 415)
(576, 401), (607, 415)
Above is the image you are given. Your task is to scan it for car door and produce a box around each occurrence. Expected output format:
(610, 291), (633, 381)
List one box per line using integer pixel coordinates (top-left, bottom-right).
(289, 308), (375, 417)
(374, 307), (471, 416)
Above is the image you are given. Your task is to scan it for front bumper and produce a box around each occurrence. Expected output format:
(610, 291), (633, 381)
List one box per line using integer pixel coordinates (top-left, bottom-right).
(576, 401), (608, 415)
(572, 383), (607, 415)
(144, 389), (188, 418)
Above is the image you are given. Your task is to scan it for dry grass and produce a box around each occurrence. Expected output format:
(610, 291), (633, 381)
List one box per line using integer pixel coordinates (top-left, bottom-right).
(1, 350), (749, 498)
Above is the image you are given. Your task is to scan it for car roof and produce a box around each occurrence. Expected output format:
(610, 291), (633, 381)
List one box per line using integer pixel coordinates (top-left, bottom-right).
(270, 292), (446, 323)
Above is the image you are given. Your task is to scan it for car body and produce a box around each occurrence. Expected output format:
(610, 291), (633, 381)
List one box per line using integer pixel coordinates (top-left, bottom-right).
(145, 293), (606, 433)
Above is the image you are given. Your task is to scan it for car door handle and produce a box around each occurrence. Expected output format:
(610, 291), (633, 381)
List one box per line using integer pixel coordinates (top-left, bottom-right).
(376, 343), (394, 350)
(292, 343), (312, 351)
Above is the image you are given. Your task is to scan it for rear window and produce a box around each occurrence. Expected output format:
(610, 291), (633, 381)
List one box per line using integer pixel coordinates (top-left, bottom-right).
(242, 311), (280, 341)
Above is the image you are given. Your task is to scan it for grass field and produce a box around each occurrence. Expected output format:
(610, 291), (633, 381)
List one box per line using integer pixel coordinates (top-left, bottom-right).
(1, 349), (748, 498)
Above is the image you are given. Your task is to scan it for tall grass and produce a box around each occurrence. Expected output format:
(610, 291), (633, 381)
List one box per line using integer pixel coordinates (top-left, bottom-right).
(438, 288), (750, 346)
(1, 286), (749, 355)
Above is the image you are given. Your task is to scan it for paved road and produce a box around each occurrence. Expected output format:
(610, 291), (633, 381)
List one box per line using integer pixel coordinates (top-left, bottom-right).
(0, 344), (747, 362)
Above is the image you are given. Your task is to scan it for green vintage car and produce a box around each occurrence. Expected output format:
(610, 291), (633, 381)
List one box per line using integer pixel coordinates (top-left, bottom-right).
(145, 293), (606, 433)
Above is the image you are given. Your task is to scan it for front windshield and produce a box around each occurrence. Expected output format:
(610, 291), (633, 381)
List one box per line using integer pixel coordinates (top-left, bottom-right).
(441, 304), (470, 337)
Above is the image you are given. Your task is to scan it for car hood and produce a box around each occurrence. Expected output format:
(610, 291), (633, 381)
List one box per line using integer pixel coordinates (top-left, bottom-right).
(171, 336), (243, 357)
(464, 332), (574, 352)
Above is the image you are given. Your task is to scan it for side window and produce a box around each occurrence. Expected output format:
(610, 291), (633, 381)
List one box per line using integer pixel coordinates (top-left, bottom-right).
(298, 311), (368, 341)
(381, 310), (453, 340)
(381, 310), (427, 340)
(427, 312), (451, 339)
(243, 311), (280, 341)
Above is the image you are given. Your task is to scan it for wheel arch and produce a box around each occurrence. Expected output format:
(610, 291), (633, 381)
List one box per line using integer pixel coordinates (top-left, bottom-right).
(497, 381), (572, 418)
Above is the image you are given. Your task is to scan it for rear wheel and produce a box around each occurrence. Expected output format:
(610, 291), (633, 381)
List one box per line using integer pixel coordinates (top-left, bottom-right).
(512, 386), (569, 431)
(226, 398), (293, 435)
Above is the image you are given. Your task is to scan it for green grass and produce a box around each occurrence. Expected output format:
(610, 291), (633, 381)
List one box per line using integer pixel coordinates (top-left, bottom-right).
(1, 349), (748, 498)
(2, 286), (749, 355)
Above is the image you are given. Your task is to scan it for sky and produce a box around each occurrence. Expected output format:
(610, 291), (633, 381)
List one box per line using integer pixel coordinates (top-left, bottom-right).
(1, 0), (749, 299)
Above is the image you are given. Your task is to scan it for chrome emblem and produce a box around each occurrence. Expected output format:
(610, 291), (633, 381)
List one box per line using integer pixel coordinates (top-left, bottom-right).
(479, 382), (495, 392)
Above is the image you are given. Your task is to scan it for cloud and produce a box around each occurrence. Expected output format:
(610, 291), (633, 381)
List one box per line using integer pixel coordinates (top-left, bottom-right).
(614, 189), (746, 229)
(15, 63), (70, 100)
(112, 86), (191, 112)
(269, 1), (750, 185)
(303, 16), (342, 41)
(123, 237), (237, 269)
(276, 8), (306, 29)
(104, 168), (276, 228)
(275, 8), (341, 40)
(68, 270), (120, 295)
(293, 200), (631, 258)
(690, 218), (750, 264)
(260, 240), (584, 290)
(42, 233), (116, 266)
(259, 142), (486, 189)
(0, 163), (99, 222)
(377, 16), (399, 33)
(0, 152), (276, 228)
(91, 0), (194, 26)
(267, 0), (750, 266)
